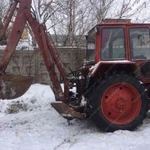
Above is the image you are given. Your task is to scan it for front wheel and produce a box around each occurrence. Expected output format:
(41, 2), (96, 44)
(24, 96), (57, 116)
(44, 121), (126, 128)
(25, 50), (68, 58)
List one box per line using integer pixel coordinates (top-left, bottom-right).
(88, 73), (148, 132)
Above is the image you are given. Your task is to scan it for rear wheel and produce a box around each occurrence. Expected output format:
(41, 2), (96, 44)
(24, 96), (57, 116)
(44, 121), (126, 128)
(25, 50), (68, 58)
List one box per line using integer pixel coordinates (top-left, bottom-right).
(87, 73), (148, 132)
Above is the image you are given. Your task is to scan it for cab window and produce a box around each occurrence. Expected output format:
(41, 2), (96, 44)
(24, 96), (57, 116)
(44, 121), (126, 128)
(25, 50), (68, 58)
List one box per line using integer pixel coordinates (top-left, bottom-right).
(86, 28), (96, 62)
(101, 28), (126, 60)
(129, 28), (150, 60)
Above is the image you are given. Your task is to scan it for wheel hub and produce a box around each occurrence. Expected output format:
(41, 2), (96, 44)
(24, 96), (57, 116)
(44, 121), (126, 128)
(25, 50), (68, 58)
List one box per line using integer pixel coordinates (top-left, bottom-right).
(116, 99), (126, 109)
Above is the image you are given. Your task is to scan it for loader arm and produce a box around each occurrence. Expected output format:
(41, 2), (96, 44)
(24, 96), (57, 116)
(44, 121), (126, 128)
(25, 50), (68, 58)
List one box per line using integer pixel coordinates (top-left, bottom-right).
(0, 0), (70, 102)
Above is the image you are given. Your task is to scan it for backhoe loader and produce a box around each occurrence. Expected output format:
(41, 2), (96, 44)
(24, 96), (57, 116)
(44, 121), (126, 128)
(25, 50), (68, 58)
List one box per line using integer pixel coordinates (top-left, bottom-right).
(0, 0), (150, 132)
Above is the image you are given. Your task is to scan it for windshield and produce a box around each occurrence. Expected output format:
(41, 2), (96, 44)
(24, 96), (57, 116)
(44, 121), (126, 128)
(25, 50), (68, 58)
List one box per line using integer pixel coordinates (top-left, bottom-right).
(101, 28), (126, 60)
(129, 28), (150, 60)
(86, 28), (96, 62)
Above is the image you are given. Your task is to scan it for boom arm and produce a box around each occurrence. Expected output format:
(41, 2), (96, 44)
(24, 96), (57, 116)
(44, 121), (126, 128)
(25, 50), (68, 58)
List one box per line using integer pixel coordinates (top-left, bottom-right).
(0, 0), (70, 102)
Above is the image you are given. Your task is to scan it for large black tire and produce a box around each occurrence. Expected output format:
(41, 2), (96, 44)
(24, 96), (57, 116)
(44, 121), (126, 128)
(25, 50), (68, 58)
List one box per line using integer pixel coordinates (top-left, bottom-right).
(87, 73), (148, 132)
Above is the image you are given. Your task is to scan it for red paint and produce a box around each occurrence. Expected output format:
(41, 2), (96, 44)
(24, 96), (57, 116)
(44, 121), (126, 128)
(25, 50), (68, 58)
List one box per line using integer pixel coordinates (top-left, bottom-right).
(0, 0), (69, 102)
(101, 83), (142, 125)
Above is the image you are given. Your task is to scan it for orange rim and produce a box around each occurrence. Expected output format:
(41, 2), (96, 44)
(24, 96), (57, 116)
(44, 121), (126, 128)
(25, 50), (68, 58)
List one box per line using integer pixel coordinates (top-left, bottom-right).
(101, 83), (142, 125)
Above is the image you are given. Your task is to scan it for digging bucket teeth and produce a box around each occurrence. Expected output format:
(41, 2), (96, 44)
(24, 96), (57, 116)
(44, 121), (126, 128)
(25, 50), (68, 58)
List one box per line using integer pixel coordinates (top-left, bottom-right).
(0, 74), (33, 99)
(51, 102), (85, 120)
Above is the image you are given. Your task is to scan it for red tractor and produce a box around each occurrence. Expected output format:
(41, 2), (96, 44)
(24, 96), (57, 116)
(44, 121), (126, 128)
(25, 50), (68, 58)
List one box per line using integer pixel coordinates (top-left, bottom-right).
(83, 19), (150, 131)
(0, 0), (150, 132)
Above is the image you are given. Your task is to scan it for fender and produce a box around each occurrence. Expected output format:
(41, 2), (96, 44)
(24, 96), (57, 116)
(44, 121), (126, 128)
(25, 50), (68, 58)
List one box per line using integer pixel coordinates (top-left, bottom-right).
(86, 60), (138, 90)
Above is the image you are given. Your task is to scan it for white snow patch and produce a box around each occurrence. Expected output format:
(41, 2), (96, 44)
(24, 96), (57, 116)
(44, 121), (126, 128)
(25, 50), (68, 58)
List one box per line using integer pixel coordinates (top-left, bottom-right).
(0, 40), (34, 51)
(16, 40), (34, 50)
(0, 83), (149, 150)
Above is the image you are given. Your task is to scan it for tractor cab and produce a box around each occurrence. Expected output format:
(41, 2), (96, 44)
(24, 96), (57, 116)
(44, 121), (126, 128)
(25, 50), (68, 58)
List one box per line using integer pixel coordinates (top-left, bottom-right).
(86, 19), (150, 81)
(86, 19), (150, 62)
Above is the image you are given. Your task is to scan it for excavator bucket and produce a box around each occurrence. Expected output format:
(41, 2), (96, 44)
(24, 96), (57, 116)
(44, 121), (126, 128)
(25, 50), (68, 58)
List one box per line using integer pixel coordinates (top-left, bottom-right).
(0, 74), (33, 99)
(51, 102), (85, 120)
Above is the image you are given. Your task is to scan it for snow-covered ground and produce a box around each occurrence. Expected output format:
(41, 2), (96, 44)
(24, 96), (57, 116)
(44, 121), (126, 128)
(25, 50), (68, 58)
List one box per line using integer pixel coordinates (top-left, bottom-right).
(0, 84), (150, 150)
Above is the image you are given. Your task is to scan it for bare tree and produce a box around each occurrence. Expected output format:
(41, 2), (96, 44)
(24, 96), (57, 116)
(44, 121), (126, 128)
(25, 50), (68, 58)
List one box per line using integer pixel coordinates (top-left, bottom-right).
(89, 0), (115, 23)
(4, 0), (148, 48)
(112, 0), (150, 22)
(88, 0), (150, 23)
(0, 0), (8, 21)
(0, 0), (9, 45)
(46, 0), (92, 47)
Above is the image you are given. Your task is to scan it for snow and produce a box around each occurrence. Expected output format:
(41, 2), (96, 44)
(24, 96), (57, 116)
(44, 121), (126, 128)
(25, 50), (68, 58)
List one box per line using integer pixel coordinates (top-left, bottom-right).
(90, 60), (133, 75)
(16, 40), (34, 50)
(0, 40), (34, 51)
(0, 84), (150, 150)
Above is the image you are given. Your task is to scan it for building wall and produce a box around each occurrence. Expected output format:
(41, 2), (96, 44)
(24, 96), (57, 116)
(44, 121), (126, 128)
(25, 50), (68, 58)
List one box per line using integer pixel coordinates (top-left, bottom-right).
(0, 47), (86, 84)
